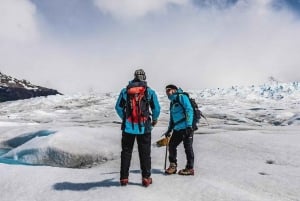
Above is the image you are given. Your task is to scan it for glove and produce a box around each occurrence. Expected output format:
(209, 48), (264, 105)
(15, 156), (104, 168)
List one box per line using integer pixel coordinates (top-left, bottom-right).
(164, 129), (172, 137)
(185, 127), (193, 137)
(151, 120), (157, 127)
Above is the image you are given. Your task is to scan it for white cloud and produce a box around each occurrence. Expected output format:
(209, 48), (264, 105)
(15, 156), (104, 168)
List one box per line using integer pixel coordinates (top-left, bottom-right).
(93, 0), (189, 19)
(0, 0), (39, 43)
(1, 0), (300, 94)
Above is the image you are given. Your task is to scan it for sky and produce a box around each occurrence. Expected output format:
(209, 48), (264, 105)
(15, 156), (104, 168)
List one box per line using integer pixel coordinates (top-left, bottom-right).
(1, 0), (300, 94)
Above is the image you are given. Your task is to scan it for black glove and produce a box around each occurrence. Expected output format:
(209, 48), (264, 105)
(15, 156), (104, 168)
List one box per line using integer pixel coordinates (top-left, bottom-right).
(164, 129), (172, 137)
(151, 120), (157, 127)
(185, 127), (193, 137)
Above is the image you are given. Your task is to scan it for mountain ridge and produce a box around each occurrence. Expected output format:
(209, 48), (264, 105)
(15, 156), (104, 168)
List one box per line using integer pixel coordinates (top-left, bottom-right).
(0, 72), (62, 102)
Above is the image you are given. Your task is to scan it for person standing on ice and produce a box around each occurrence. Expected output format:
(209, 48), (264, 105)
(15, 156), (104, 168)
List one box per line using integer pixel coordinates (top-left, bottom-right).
(164, 84), (195, 176)
(115, 69), (160, 187)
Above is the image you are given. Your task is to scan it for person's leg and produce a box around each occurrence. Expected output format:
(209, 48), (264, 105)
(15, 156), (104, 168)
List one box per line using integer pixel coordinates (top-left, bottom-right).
(137, 133), (153, 186)
(168, 131), (183, 165)
(120, 132), (136, 181)
(137, 133), (151, 178)
(178, 131), (195, 175)
(165, 131), (182, 174)
(183, 131), (194, 169)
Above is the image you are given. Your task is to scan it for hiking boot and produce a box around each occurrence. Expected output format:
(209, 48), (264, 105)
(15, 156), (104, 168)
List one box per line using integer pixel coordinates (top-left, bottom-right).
(178, 168), (194, 176)
(142, 177), (152, 187)
(165, 163), (177, 175)
(120, 178), (129, 186)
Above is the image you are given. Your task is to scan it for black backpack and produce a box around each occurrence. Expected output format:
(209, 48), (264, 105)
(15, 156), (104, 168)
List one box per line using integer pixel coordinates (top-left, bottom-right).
(171, 92), (202, 131)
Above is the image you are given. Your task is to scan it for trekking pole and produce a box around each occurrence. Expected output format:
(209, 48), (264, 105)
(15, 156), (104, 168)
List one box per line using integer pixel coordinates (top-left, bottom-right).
(164, 137), (169, 170)
(203, 117), (210, 126)
(164, 141), (168, 170)
(201, 114), (210, 126)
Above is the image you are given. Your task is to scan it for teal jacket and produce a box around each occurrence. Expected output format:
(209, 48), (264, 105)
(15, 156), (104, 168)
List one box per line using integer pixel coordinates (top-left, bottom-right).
(167, 88), (194, 131)
(115, 81), (160, 134)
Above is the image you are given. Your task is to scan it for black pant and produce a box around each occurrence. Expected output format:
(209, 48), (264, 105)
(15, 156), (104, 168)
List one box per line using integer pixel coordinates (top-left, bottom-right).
(120, 132), (151, 180)
(168, 129), (194, 169)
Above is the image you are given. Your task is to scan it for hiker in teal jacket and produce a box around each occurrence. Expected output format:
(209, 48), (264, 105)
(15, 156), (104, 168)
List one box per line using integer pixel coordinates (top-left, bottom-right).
(115, 82), (160, 134)
(115, 69), (160, 187)
(164, 84), (195, 176)
(166, 88), (194, 131)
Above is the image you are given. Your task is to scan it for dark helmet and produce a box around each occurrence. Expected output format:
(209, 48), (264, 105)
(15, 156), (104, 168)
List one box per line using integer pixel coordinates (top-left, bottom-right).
(134, 69), (146, 81)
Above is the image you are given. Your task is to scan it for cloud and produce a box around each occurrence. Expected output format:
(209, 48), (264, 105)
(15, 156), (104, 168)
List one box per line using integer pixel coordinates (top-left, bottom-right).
(93, 0), (189, 19)
(0, 0), (40, 43)
(0, 0), (300, 94)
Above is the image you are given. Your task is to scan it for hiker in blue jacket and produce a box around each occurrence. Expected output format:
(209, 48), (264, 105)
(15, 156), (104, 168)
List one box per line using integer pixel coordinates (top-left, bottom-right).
(115, 69), (160, 187)
(164, 84), (195, 176)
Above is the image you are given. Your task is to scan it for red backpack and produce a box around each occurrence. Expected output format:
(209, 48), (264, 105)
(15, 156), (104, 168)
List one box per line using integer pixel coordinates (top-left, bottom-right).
(125, 81), (150, 130)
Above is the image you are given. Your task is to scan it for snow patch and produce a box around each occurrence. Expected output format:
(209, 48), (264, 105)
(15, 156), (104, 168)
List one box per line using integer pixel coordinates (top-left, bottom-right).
(1, 127), (120, 168)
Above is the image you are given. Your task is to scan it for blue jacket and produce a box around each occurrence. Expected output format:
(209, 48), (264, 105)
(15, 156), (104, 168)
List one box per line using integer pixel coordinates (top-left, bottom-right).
(167, 88), (194, 131)
(115, 81), (160, 134)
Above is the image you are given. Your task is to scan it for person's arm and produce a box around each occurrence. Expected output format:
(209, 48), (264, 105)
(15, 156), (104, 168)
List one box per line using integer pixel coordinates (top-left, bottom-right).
(178, 94), (194, 128)
(149, 89), (160, 122)
(115, 89), (126, 119)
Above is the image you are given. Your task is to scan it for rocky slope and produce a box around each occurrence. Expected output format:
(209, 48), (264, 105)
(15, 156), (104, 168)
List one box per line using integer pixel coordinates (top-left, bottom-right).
(0, 72), (62, 102)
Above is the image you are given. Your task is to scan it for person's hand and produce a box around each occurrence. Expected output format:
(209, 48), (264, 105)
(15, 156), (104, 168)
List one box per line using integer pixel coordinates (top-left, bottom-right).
(152, 120), (157, 127)
(164, 130), (172, 137)
(185, 127), (193, 136)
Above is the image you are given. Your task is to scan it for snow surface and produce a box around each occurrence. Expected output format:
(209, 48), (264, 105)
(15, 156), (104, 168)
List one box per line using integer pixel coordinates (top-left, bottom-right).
(0, 81), (299, 201)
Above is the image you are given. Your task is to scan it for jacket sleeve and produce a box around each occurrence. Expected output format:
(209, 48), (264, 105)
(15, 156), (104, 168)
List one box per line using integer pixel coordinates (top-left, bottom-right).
(115, 88), (126, 119)
(148, 88), (160, 121)
(167, 111), (173, 131)
(178, 94), (194, 127)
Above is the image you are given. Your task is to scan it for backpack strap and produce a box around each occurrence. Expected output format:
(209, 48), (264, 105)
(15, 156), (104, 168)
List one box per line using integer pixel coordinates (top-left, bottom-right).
(170, 93), (188, 128)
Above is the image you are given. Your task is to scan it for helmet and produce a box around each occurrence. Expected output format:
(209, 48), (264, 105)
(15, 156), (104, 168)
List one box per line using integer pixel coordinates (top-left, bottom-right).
(134, 69), (146, 81)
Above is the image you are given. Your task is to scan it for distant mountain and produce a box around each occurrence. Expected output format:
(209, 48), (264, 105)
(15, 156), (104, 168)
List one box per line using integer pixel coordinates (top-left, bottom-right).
(0, 72), (62, 102)
(195, 80), (300, 100)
